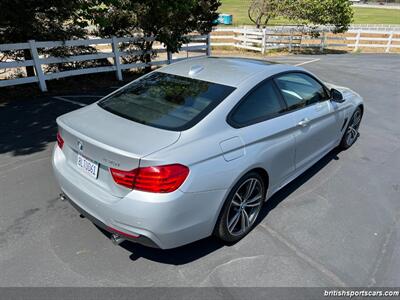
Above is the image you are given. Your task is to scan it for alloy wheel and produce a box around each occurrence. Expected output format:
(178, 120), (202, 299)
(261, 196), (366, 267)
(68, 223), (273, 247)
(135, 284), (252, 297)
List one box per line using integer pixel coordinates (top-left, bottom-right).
(345, 109), (362, 146)
(226, 178), (263, 236)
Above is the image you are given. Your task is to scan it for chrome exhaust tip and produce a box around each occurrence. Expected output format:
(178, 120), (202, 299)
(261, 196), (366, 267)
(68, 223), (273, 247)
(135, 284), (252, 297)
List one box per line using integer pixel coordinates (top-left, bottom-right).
(59, 193), (66, 201)
(111, 234), (125, 246)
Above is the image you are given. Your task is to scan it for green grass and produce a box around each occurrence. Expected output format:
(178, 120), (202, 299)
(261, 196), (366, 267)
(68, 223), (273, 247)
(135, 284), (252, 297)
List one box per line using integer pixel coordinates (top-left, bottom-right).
(352, 7), (400, 24)
(218, 0), (400, 26)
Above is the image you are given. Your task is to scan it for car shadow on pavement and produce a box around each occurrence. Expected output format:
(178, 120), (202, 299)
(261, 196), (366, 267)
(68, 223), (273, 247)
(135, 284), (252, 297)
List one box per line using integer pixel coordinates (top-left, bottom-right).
(99, 148), (341, 265)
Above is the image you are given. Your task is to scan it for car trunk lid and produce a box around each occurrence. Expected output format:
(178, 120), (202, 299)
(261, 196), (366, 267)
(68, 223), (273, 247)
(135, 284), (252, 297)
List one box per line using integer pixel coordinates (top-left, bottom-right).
(57, 104), (181, 198)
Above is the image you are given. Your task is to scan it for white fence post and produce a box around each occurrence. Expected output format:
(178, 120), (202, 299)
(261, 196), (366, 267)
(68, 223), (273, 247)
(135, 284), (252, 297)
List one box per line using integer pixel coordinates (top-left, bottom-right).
(354, 30), (361, 51)
(320, 31), (326, 53)
(111, 36), (123, 81)
(28, 40), (47, 92)
(206, 33), (211, 56)
(3, 28), (400, 91)
(385, 32), (393, 53)
(261, 28), (267, 55)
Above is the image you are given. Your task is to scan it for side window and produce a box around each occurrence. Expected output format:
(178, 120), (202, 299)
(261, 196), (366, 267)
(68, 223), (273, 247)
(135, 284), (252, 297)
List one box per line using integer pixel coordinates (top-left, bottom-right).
(274, 73), (329, 111)
(230, 80), (285, 126)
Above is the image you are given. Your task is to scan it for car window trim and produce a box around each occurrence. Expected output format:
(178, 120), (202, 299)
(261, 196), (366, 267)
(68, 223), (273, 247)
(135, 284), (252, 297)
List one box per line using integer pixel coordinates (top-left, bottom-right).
(226, 78), (288, 128)
(226, 70), (331, 129)
(272, 71), (331, 113)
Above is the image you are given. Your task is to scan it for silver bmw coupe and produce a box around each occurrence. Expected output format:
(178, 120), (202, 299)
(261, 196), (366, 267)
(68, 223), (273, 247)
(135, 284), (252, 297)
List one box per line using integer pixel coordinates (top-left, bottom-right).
(52, 57), (364, 249)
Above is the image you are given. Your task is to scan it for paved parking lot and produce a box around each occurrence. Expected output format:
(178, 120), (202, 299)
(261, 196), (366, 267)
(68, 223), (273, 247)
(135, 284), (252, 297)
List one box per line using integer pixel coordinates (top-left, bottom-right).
(0, 54), (399, 287)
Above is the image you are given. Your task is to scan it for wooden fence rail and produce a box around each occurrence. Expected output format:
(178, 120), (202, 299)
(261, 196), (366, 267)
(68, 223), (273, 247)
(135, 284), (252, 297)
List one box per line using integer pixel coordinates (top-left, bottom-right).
(0, 34), (210, 91)
(1, 27), (398, 91)
(211, 28), (400, 54)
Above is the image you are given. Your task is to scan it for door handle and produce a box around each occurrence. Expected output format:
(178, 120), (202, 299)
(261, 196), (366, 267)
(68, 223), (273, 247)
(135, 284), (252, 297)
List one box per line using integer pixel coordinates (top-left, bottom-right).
(297, 118), (310, 127)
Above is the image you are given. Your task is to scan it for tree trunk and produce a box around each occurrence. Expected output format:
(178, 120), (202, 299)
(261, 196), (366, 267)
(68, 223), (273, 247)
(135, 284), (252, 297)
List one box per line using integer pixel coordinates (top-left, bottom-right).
(256, 16), (262, 29)
(23, 49), (35, 77)
(263, 16), (270, 26)
(143, 52), (152, 73)
(141, 41), (153, 73)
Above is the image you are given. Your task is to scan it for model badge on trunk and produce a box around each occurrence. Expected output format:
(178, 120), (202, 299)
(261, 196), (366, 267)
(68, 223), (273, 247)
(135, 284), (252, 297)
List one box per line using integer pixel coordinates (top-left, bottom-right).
(77, 140), (83, 152)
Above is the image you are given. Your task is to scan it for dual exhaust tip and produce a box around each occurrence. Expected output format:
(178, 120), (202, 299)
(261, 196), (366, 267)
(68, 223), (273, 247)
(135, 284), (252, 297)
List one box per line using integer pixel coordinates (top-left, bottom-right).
(111, 233), (125, 245)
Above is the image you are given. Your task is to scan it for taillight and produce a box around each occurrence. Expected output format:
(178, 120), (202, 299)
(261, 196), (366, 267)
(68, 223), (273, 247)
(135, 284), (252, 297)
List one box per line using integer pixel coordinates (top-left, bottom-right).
(134, 164), (189, 193)
(110, 164), (189, 193)
(56, 131), (64, 149)
(110, 168), (138, 189)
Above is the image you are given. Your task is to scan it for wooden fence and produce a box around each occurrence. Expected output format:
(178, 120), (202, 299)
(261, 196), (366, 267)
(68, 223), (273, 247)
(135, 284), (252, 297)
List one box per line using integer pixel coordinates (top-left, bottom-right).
(1, 26), (399, 91)
(211, 27), (400, 54)
(0, 34), (211, 91)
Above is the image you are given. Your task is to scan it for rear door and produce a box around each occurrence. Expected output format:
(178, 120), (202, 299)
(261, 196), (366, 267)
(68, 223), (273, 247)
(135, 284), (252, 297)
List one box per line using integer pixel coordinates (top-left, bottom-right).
(274, 72), (342, 171)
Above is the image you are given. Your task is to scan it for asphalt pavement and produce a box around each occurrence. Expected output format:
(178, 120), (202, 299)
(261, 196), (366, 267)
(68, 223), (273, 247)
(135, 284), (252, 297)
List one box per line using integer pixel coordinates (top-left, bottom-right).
(0, 54), (399, 287)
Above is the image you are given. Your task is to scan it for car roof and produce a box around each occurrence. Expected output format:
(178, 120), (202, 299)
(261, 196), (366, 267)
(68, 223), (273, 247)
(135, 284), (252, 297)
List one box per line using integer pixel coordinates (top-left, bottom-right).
(158, 56), (299, 87)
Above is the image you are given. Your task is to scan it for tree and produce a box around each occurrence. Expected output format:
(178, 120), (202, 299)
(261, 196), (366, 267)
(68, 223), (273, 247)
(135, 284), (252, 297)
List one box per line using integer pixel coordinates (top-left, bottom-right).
(92, 0), (220, 71)
(248, 0), (353, 33)
(0, 1), (220, 77)
(286, 0), (354, 33)
(248, 0), (283, 28)
(0, 0), (89, 76)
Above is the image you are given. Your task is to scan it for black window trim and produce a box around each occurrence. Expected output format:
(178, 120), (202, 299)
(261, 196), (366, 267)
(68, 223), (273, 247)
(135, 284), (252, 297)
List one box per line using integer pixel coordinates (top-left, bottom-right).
(226, 70), (331, 129)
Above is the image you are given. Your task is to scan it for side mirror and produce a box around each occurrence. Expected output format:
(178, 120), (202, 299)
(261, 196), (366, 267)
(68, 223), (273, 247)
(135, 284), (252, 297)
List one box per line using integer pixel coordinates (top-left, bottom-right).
(330, 88), (345, 103)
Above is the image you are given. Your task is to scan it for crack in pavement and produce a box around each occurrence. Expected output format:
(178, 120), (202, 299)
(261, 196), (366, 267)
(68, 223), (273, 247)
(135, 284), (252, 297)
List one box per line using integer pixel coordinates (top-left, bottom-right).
(199, 255), (265, 286)
(258, 223), (347, 287)
(0, 196), (61, 248)
(367, 212), (400, 287)
(0, 207), (41, 246)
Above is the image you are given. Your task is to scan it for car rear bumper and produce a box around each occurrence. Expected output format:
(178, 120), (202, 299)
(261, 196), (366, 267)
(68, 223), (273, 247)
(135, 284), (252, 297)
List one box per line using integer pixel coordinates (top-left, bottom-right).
(52, 145), (227, 249)
(61, 191), (159, 248)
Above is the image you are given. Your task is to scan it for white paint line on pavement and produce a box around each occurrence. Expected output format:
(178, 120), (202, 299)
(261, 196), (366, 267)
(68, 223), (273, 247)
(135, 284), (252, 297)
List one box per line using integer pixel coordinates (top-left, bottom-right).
(271, 56), (313, 60)
(0, 156), (50, 178)
(53, 96), (87, 107)
(295, 58), (321, 66)
(65, 95), (103, 98)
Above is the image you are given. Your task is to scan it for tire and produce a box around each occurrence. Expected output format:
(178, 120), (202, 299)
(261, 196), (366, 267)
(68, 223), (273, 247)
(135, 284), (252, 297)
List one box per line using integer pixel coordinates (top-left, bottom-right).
(214, 172), (266, 243)
(340, 107), (363, 150)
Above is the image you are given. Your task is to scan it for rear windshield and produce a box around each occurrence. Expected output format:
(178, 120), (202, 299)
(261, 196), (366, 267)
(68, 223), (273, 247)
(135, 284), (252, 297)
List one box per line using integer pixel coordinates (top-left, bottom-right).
(98, 72), (235, 131)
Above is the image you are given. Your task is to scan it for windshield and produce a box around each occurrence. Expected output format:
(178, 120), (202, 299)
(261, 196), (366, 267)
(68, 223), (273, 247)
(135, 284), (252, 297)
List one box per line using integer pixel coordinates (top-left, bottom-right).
(98, 72), (235, 131)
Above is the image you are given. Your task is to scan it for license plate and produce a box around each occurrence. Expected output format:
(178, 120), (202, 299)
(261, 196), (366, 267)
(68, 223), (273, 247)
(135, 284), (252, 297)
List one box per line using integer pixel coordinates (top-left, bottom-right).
(77, 154), (99, 179)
